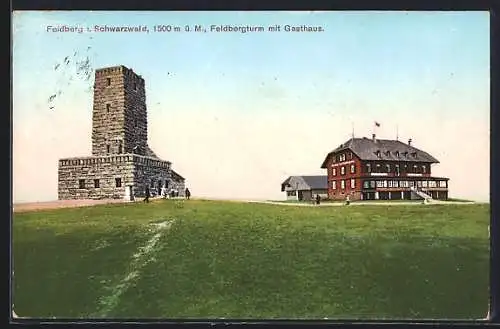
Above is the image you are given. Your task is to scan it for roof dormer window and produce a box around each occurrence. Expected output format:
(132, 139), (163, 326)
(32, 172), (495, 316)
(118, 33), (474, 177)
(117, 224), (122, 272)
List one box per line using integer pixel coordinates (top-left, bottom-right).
(385, 151), (390, 157)
(376, 150), (381, 157)
(412, 152), (417, 158)
(395, 151), (400, 157)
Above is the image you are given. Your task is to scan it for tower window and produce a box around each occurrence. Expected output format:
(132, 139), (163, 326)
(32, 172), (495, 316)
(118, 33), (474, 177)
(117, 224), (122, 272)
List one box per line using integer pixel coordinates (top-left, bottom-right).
(94, 179), (100, 188)
(78, 179), (85, 189)
(115, 178), (122, 188)
(106, 145), (110, 154)
(133, 82), (137, 91)
(106, 78), (111, 86)
(106, 104), (111, 112)
(118, 142), (123, 154)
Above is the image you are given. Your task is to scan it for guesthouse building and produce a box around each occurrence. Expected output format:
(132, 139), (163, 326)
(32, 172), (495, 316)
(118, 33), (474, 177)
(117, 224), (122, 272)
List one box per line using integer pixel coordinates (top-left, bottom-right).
(320, 135), (449, 201)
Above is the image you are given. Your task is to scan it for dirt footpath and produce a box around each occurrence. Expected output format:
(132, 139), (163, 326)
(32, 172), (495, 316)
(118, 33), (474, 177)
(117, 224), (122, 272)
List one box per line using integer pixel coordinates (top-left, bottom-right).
(12, 199), (133, 213)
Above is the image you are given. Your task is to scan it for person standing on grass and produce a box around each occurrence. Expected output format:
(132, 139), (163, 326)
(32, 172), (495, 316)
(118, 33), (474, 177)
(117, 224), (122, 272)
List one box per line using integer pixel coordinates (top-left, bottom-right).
(144, 186), (150, 203)
(185, 188), (191, 200)
(316, 194), (321, 205)
(345, 194), (350, 206)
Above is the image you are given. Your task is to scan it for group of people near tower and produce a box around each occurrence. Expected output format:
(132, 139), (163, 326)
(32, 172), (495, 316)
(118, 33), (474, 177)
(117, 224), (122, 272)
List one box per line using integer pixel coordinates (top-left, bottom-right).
(143, 186), (191, 203)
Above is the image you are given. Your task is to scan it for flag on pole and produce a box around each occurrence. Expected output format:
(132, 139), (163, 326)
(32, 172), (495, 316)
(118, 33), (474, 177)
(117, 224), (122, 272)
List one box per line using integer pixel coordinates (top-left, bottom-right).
(374, 121), (381, 127)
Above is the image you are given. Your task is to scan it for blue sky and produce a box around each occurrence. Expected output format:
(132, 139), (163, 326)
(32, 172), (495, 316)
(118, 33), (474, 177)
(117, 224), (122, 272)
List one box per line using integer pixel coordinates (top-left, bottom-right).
(12, 11), (490, 202)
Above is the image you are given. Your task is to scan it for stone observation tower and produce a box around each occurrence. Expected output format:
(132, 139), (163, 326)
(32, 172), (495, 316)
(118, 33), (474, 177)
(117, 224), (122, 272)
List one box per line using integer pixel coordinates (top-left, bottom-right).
(58, 65), (186, 200)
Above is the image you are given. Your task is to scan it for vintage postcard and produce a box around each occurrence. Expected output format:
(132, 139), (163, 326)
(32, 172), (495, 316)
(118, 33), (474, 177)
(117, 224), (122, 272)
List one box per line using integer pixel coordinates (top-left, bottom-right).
(12, 11), (490, 320)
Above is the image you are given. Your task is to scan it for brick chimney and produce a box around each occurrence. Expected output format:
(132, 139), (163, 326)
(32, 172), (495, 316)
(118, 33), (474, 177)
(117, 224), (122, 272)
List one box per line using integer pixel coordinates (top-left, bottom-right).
(408, 138), (412, 146)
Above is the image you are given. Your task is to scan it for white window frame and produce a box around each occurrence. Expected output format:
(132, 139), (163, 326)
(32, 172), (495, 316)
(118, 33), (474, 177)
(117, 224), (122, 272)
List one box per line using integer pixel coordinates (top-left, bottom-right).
(332, 181), (336, 190)
(350, 179), (355, 189)
(332, 168), (337, 176)
(350, 164), (355, 173)
(341, 180), (345, 189)
(341, 166), (345, 175)
(422, 181), (428, 188)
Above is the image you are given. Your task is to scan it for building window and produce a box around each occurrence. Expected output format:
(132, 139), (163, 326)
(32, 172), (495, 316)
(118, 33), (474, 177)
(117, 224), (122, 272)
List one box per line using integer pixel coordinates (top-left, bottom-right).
(341, 166), (345, 175)
(106, 103), (111, 112)
(363, 181), (369, 189)
(94, 179), (100, 188)
(106, 78), (111, 86)
(78, 179), (85, 189)
(350, 164), (355, 174)
(366, 164), (371, 173)
(118, 142), (123, 154)
(422, 165), (427, 174)
(429, 181), (437, 188)
(376, 150), (381, 158)
(341, 180), (345, 189)
(422, 181), (428, 188)
(332, 168), (337, 176)
(332, 181), (336, 190)
(386, 164), (391, 173)
(395, 151), (400, 157)
(376, 164), (381, 172)
(388, 181), (393, 188)
(106, 145), (110, 154)
(393, 181), (399, 188)
(413, 165), (418, 173)
(395, 165), (400, 176)
(410, 181), (415, 187)
(376, 181), (384, 188)
(133, 82), (137, 91)
(417, 181), (422, 187)
(287, 190), (296, 196)
(115, 178), (122, 188)
(439, 181), (447, 188)
(350, 179), (355, 189)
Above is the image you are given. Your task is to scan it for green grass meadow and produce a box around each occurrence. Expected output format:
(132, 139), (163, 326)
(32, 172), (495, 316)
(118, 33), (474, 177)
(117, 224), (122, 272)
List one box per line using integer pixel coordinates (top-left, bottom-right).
(12, 200), (489, 319)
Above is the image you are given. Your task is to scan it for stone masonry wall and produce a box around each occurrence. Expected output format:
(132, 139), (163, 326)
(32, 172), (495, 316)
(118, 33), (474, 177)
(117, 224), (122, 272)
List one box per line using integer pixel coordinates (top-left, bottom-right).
(133, 157), (171, 198)
(91, 66), (149, 157)
(58, 155), (135, 200)
(58, 154), (171, 200)
(167, 178), (186, 197)
(123, 67), (148, 155)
